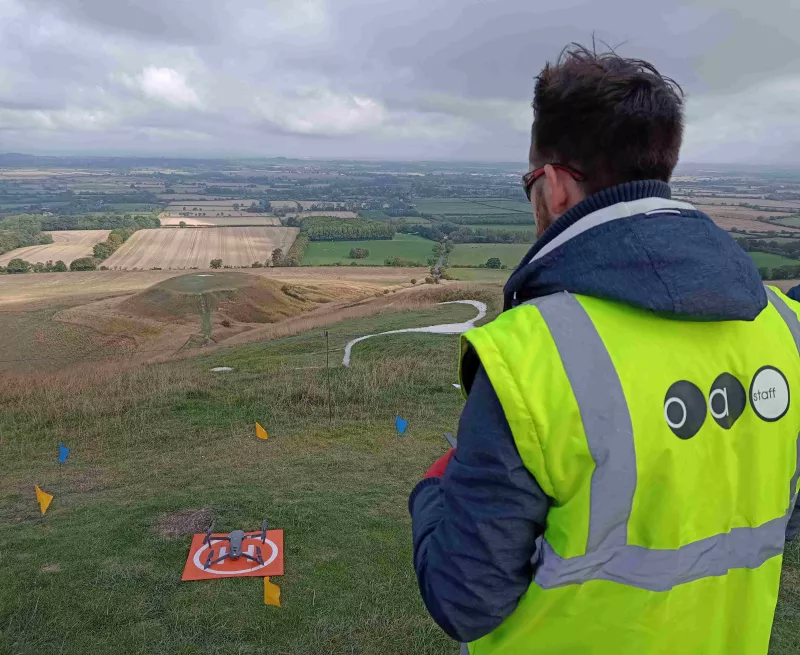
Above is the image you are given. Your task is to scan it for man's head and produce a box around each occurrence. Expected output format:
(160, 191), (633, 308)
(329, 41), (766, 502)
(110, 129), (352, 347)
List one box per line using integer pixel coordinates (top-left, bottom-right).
(527, 44), (684, 237)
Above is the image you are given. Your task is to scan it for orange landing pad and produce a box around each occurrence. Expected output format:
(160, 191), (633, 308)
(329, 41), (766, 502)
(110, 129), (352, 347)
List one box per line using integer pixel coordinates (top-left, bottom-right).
(182, 530), (284, 581)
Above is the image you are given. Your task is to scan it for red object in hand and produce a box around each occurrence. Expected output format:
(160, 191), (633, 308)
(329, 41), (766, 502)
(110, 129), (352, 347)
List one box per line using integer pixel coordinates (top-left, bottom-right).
(424, 448), (456, 479)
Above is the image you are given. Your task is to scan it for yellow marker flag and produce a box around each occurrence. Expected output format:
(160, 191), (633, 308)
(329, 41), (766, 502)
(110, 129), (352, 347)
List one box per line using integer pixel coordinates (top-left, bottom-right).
(35, 485), (53, 515)
(264, 576), (281, 607)
(256, 422), (269, 440)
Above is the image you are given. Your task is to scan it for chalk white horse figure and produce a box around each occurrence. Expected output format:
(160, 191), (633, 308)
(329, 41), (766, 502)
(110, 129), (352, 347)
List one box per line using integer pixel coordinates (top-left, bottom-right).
(342, 300), (487, 367)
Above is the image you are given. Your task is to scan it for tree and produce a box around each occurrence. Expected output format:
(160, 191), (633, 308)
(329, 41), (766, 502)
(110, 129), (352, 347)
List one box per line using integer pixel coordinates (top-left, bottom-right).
(349, 247), (370, 259)
(179, 221), (187, 228)
(6, 258), (31, 274)
(757, 267), (771, 280)
(210, 259), (223, 269)
(70, 257), (97, 271)
(486, 257), (502, 269)
(93, 243), (113, 260)
(233, 203), (240, 211)
(271, 248), (284, 266)
(53, 260), (67, 272)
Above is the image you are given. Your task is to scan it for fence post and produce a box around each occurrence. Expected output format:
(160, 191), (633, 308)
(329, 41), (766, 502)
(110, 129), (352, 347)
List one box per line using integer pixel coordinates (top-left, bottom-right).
(325, 331), (332, 426)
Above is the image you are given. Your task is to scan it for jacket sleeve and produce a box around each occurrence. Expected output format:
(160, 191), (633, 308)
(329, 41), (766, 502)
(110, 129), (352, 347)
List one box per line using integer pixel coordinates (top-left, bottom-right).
(409, 365), (550, 643)
(788, 495), (800, 542)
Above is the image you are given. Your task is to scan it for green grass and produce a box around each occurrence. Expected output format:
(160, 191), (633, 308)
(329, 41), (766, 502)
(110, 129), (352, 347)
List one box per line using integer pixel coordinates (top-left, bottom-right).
(0, 301), (496, 655)
(103, 203), (161, 212)
(771, 215), (800, 228)
(302, 234), (434, 265)
(1, 294), (798, 655)
(450, 243), (530, 268)
(447, 268), (513, 282)
(414, 199), (530, 216)
(748, 251), (800, 268)
(460, 224), (536, 236)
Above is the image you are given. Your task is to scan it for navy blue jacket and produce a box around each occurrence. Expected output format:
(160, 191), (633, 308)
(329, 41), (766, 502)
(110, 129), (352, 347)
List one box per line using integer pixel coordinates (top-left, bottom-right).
(409, 180), (800, 644)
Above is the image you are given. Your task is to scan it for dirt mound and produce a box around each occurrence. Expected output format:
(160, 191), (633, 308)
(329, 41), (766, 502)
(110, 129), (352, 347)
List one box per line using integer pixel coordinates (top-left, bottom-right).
(153, 508), (213, 540)
(120, 272), (334, 327)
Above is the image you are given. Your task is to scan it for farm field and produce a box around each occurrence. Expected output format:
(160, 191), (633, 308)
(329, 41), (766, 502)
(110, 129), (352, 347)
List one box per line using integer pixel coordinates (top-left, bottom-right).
(448, 267), (512, 282)
(704, 211), (800, 233)
(677, 196), (800, 211)
(771, 216), (800, 228)
(159, 215), (282, 227)
(104, 227), (299, 270)
(166, 200), (258, 210)
(748, 252), (800, 269)
(461, 223), (536, 236)
(302, 234), (435, 265)
(0, 230), (110, 266)
(450, 243), (530, 268)
(103, 203), (160, 212)
(414, 198), (528, 215)
(296, 210), (358, 219)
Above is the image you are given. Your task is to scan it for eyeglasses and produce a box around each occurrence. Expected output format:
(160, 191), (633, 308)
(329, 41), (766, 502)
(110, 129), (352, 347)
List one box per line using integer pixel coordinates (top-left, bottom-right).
(522, 164), (586, 201)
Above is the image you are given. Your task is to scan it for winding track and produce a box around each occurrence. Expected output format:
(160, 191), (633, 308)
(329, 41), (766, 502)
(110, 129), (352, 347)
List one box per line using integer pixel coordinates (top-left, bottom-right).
(342, 300), (487, 367)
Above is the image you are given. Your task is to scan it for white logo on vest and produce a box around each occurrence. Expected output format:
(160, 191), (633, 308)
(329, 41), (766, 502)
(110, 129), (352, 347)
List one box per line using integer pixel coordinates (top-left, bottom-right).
(749, 366), (790, 422)
(664, 367), (789, 438)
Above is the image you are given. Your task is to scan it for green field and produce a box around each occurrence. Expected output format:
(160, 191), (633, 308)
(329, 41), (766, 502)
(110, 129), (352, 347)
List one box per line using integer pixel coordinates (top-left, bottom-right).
(448, 268), (513, 282)
(450, 243), (530, 268)
(415, 198), (528, 215)
(772, 215), (800, 228)
(1, 291), (798, 655)
(461, 224), (536, 236)
(103, 203), (161, 212)
(749, 251), (800, 268)
(302, 234), (434, 265)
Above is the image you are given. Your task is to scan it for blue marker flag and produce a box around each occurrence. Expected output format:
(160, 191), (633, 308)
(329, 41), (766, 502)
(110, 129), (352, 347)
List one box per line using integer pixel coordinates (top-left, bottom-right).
(58, 442), (70, 464)
(395, 416), (408, 435)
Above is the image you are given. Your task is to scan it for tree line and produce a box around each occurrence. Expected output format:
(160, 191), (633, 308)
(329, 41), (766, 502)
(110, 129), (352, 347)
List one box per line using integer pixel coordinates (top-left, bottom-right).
(41, 213), (160, 231)
(758, 265), (800, 281)
(289, 216), (395, 241)
(0, 214), (53, 257)
(393, 220), (529, 244)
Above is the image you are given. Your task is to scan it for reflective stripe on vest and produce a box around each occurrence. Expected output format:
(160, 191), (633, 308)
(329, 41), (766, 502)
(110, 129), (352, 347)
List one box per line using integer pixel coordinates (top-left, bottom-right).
(524, 290), (800, 593)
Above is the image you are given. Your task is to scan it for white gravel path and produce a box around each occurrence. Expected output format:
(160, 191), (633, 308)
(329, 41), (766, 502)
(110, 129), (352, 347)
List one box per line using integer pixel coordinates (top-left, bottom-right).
(342, 300), (487, 367)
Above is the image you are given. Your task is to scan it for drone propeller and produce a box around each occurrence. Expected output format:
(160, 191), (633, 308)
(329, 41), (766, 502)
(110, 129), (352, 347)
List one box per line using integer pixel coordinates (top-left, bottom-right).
(260, 520), (267, 543)
(204, 548), (215, 570)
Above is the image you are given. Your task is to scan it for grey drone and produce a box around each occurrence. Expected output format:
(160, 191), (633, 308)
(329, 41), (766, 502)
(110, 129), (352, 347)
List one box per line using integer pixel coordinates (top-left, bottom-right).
(202, 520), (268, 569)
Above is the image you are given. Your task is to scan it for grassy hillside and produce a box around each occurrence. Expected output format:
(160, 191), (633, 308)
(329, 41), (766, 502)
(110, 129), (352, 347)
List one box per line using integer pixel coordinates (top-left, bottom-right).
(0, 296), (492, 655)
(303, 234), (434, 265)
(1, 286), (798, 655)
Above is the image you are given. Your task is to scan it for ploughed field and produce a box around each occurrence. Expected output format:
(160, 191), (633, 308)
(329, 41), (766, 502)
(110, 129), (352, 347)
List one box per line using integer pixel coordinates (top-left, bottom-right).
(103, 227), (299, 270)
(0, 230), (110, 266)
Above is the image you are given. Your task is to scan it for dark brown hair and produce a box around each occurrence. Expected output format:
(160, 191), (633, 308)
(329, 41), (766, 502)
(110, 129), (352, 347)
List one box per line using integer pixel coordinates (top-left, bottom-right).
(531, 43), (684, 194)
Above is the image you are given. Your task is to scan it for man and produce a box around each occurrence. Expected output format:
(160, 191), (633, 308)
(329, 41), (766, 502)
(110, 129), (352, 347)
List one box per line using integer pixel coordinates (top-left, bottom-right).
(409, 44), (800, 654)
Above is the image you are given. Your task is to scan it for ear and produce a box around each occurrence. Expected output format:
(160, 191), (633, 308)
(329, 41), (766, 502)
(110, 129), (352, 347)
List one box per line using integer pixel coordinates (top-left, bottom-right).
(543, 164), (586, 217)
(543, 164), (570, 216)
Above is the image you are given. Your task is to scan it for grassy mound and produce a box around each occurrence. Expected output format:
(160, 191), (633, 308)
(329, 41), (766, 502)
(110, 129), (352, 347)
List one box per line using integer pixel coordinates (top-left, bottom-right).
(121, 272), (334, 327)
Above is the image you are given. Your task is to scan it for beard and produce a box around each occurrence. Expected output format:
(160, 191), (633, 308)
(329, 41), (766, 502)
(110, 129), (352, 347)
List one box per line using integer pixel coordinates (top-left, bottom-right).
(534, 185), (553, 239)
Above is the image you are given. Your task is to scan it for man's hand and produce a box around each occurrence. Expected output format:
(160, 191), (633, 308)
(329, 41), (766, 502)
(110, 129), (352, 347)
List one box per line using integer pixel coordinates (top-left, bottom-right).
(424, 448), (456, 479)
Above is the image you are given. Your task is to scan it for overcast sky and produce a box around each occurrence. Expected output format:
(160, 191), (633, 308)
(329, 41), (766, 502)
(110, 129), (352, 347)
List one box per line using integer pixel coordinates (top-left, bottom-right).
(1, 0), (799, 164)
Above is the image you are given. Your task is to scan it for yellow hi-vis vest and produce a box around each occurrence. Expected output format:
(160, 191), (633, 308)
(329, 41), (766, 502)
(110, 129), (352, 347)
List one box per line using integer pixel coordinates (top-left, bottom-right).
(459, 287), (800, 655)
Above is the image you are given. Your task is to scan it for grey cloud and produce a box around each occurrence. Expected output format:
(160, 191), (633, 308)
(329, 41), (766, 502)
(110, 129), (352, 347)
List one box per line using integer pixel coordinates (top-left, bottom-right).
(1, 0), (799, 162)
